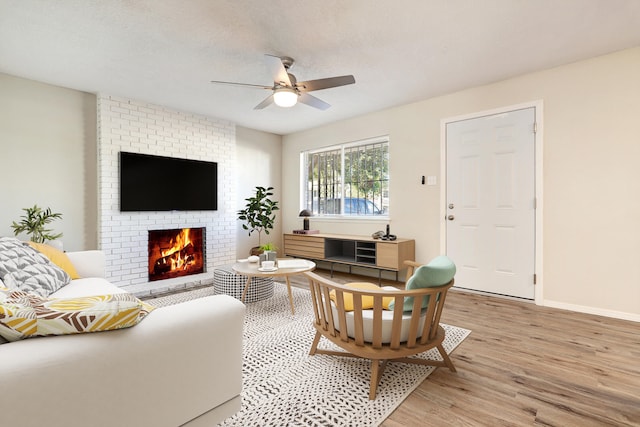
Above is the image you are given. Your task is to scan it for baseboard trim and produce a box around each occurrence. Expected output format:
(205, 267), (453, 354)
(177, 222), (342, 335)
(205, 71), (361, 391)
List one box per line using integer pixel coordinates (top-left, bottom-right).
(543, 299), (640, 323)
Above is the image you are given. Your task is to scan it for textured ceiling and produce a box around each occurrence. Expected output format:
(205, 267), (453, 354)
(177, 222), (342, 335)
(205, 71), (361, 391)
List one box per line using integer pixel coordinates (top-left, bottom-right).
(1, 0), (639, 135)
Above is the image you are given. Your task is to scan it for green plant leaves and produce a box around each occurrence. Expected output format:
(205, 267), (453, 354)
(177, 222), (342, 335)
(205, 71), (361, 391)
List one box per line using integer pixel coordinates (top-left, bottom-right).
(11, 205), (63, 243)
(237, 186), (279, 246)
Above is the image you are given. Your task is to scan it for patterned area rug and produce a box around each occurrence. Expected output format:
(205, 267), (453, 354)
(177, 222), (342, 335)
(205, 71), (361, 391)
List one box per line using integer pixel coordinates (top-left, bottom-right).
(146, 284), (471, 427)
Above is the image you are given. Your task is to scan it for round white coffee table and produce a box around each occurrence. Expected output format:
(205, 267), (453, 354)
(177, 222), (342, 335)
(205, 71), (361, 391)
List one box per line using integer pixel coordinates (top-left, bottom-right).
(232, 259), (315, 314)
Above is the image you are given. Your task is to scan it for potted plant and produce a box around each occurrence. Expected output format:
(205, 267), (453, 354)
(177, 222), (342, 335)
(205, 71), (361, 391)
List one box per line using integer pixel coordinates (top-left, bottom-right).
(258, 242), (277, 252)
(11, 205), (63, 243)
(237, 186), (279, 255)
(258, 242), (278, 261)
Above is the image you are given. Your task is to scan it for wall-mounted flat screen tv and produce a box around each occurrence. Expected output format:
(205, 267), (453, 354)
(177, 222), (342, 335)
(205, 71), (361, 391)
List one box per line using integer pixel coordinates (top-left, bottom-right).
(119, 152), (218, 211)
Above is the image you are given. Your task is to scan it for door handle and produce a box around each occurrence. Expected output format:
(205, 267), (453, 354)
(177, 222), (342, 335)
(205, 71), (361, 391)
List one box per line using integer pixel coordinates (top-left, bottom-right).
(447, 215), (455, 220)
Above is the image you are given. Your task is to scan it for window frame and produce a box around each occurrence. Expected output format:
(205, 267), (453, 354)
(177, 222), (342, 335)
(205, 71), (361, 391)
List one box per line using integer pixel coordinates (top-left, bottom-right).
(301, 136), (390, 219)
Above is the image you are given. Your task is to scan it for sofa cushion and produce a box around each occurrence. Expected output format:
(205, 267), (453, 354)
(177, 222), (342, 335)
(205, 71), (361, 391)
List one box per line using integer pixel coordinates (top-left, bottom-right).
(330, 288), (427, 343)
(0, 237), (70, 297)
(27, 242), (80, 279)
(329, 282), (393, 311)
(51, 277), (127, 299)
(0, 287), (155, 342)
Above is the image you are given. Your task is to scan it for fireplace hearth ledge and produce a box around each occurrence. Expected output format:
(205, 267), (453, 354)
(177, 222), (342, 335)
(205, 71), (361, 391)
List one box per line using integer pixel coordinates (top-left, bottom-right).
(121, 272), (214, 298)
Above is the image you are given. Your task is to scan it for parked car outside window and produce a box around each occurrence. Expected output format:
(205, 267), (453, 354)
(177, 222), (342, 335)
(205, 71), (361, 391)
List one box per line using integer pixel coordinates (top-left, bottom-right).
(324, 198), (384, 215)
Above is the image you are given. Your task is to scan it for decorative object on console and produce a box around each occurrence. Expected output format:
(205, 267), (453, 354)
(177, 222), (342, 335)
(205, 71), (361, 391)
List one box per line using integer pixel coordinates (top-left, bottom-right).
(237, 186), (280, 255)
(379, 223), (397, 240)
(293, 209), (319, 234)
(371, 230), (385, 239)
(292, 229), (319, 235)
(11, 204), (63, 243)
(300, 209), (311, 230)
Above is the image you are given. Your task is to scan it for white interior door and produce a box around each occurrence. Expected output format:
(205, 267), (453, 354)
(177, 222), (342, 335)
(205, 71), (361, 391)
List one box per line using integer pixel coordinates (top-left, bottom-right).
(446, 108), (536, 299)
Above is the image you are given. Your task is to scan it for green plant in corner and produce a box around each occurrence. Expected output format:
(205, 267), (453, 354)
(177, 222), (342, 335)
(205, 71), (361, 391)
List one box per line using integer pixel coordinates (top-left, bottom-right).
(11, 205), (63, 243)
(237, 186), (279, 250)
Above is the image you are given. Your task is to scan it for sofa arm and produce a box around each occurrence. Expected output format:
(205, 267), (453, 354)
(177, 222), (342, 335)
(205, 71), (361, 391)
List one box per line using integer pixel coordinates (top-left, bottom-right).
(66, 250), (106, 278)
(0, 294), (245, 427)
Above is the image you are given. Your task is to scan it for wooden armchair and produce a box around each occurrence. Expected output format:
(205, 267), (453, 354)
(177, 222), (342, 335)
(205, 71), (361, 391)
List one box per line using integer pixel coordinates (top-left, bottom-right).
(305, 259), (456, 399)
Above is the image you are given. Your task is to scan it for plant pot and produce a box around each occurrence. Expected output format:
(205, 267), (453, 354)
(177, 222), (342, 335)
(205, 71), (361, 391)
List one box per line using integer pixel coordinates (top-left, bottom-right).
(250, 247), (263, 256)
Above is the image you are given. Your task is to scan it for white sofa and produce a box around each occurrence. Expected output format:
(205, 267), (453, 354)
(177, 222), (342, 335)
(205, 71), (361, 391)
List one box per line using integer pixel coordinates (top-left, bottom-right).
(0, 250), (245, 427)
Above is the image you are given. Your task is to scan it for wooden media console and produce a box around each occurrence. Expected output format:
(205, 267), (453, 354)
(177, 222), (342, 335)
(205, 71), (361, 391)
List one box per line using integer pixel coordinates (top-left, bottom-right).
(283, 233), (415, 282)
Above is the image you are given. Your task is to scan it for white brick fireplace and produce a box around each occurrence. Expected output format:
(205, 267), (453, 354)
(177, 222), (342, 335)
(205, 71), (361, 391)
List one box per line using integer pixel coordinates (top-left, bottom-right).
(97, 95), (236, 296)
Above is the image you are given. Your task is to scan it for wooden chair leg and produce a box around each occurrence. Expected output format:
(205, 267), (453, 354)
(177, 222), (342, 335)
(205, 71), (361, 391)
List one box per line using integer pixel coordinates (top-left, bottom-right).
(309, 331), (322, 356)
(369, 360), (380, 399)
(369, 360), (389, 400)
(437, 344), (457, 372)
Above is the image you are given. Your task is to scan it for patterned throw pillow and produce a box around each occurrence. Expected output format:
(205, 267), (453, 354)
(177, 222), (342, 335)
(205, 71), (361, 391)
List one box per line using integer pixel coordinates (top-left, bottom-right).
(0, 287), (155, 342)
(27, 241), (81, 279)
(0, 237), (70, 297)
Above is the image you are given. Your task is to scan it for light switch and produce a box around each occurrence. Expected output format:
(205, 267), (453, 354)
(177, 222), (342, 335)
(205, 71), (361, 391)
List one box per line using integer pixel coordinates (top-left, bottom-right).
(427, 176), (437, 186)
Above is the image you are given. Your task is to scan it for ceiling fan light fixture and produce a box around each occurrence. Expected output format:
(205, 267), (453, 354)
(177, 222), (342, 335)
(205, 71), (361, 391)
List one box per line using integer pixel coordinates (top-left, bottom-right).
(273, 88), (298, 107)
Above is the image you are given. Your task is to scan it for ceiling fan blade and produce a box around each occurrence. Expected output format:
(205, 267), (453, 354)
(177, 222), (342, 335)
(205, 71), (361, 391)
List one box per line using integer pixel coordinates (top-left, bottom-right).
(264, 54), (292, 87)
(210, 80), (272, 89)
(254, 94), (275, 110)
(299, 92), (331, 110)
(297, 75), (355, 92)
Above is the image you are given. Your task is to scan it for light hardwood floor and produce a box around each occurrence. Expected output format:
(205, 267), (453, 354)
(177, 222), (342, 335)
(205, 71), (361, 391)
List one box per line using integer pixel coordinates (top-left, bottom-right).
(291, 269), (640, 427)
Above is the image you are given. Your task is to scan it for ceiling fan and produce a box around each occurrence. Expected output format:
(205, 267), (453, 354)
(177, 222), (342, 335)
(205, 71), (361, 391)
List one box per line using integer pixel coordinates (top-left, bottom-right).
(210, 54), (355, 110)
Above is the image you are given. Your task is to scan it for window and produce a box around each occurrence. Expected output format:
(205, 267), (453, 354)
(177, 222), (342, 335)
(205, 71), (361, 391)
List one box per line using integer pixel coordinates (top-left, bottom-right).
(302, 137), (389, 217)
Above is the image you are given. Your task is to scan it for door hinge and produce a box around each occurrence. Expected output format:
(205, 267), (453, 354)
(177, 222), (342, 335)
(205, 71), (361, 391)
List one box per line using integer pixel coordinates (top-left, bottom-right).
(533, 197), (537, 209)
(533, 274), (537, 285)
(533, 122), (538, 134)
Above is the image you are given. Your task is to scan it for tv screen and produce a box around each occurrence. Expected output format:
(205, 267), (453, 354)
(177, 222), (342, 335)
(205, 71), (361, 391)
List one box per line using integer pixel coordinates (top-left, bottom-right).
(119, 152), (218, 211)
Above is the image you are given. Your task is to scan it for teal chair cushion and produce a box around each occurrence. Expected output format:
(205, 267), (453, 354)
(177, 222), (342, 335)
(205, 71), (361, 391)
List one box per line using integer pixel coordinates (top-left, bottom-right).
(389, 255), (456, 312)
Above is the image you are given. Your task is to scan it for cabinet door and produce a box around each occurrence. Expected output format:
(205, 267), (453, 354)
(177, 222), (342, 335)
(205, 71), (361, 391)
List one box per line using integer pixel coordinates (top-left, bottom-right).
(376, 242), (398, 269)
(284, 235), (325, 259)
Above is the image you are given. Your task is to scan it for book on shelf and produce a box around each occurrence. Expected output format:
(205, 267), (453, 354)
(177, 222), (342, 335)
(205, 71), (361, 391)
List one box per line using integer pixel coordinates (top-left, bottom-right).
(292, 229), (319, 235)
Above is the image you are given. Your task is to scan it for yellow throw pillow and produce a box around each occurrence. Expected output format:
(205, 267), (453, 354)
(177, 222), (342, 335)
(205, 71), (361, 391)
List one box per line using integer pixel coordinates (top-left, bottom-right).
(0, 287), (155, 342)
(329, 282), (393, 311)
(27, 242), (80, 279)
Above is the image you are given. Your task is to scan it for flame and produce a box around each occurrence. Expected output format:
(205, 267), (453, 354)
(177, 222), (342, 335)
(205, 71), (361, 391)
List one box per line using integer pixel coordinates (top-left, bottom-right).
(161, 228), (194, 272)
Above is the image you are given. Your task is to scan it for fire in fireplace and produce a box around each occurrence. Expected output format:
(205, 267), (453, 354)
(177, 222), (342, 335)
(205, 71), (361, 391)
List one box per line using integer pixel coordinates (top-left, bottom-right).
(148, 228), (205, 281)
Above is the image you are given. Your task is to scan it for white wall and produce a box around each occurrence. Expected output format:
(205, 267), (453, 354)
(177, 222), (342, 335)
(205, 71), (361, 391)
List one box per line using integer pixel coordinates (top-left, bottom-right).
(0, 73), (97, 251)
(282, 47), (640, 321)
(235, 126), (283, 258)
(96, 95), (236, 288)
(0, 73), (283, 288)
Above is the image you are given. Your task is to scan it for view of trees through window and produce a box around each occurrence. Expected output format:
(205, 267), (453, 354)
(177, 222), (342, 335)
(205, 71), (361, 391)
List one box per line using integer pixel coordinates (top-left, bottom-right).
(302, 138), (389, 216)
